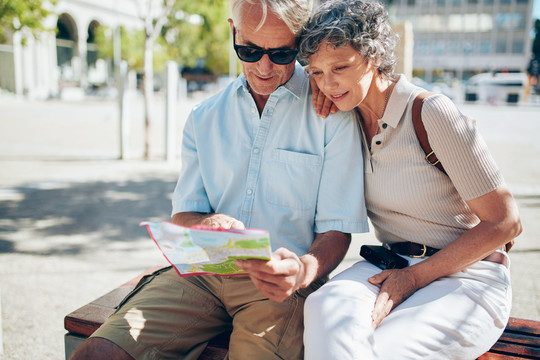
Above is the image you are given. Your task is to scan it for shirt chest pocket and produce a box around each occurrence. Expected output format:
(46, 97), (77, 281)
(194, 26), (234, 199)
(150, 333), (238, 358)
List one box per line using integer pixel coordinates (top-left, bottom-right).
(265, 149), (323, 211)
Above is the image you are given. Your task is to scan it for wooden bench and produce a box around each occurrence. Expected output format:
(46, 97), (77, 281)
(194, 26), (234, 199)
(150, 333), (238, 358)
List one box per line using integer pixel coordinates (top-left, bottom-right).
(64, 267), (540, 359)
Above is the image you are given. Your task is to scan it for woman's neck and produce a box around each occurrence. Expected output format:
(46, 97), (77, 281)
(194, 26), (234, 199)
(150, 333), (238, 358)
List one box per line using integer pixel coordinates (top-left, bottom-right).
(357, 76), (395, 145)
(357, 76), (393, 126)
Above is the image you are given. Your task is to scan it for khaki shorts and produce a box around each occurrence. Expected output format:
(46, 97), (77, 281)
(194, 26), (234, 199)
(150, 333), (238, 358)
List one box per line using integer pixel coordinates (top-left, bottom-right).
(92, 266), (325, 360)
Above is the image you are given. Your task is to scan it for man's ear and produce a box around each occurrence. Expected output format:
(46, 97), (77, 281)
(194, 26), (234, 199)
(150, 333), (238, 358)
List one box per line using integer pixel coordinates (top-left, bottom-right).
(228, 18), (234, 34)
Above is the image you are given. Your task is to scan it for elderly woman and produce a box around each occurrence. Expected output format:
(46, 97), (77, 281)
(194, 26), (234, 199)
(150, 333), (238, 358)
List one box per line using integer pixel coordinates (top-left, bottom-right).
(298, 0), (522, 359)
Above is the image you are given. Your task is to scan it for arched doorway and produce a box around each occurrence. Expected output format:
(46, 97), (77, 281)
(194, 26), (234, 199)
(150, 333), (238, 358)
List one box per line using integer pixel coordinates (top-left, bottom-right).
(56, 13), (79, 83)
(87, 20), (100, 68)
(86, 20), (108, 89)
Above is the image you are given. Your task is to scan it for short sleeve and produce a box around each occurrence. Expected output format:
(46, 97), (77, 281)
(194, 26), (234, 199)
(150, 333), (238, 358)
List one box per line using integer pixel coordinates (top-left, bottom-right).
(421, 94), (504, 200)
(171, 111), (212, 216)
(314, 111), (370, 234)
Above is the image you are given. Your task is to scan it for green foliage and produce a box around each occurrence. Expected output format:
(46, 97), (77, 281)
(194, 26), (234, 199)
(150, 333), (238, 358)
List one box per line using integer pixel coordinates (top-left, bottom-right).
(95, 26), (146, 69)
(0, 0), (56, 44)
(94, 25), (174, 72)
(93, 0), (233, 76)
(166, 0), (233, 75)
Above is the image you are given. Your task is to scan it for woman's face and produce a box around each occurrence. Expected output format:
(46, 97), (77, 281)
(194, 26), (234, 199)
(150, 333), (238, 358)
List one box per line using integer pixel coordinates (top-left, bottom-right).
(309, 42), (377, 112)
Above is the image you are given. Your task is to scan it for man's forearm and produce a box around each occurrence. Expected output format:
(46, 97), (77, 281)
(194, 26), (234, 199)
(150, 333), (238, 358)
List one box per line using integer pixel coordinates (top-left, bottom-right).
(299, 231), (351, 288)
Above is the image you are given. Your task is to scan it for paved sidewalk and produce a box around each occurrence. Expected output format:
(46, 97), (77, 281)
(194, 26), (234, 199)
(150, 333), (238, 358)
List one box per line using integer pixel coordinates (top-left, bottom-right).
(0, 96), (538, 359)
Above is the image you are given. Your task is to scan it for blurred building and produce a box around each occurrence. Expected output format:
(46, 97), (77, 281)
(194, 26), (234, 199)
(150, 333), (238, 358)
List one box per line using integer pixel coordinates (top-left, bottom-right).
(0, 0), (141, 99)
(389, 0), (535, 82)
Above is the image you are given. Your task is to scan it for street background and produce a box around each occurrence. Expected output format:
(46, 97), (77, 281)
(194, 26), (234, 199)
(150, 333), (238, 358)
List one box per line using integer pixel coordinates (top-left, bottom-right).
(0, 91), (539, 359)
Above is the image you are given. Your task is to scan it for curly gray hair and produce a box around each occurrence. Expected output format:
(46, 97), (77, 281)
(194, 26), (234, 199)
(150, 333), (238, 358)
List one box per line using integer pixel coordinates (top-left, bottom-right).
(298, 0), (397, 78)
(230, 0), (313, 36)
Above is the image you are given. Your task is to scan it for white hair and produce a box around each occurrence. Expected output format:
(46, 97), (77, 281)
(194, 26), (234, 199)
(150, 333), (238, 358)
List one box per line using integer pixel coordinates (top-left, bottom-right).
(230, 0), (313, 36)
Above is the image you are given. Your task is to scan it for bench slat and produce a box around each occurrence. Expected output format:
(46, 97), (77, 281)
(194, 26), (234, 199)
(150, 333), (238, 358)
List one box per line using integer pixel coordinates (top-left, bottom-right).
(506, 318), (540, 336)
(482, 342), (540, 358)
(498, 331), (540, 348)
(478, 353), (535, 360)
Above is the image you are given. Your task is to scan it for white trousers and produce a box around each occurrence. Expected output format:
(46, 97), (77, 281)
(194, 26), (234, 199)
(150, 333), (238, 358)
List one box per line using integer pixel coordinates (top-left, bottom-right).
(304, 255), (512, 360)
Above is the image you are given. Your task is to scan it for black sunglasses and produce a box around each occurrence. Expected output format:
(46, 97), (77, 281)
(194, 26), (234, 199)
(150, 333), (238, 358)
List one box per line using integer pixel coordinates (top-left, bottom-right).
(233, 28), (298, 65)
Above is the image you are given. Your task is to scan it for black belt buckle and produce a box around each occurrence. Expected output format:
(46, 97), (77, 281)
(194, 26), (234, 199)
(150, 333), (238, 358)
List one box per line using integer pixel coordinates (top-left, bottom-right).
(410, 244), (428, 258)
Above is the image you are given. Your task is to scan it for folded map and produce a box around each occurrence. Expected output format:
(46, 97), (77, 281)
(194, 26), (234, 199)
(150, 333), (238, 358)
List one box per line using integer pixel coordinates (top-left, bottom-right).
(140, 221), (272, 276)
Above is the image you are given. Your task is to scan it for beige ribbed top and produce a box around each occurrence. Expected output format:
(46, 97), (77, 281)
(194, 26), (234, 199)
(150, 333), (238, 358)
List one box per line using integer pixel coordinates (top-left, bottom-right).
(361, 76), (504, 249)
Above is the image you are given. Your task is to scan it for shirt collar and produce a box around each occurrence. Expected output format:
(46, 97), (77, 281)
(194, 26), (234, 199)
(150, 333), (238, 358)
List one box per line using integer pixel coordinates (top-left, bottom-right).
(380, 75), (417, 128)
(233, 62), (307, 99)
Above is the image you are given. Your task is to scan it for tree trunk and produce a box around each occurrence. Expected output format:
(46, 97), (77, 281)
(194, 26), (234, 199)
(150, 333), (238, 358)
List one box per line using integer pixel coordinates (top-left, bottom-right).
(139, 0), (175, 160)
(143, 36), (153, 160)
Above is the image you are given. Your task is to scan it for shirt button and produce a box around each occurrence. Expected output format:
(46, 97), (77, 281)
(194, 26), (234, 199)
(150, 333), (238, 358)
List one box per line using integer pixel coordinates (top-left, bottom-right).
(253, 148), (260, 154)
(247, 189), (253, 195)
(382, 123), (388, 129)
(375, 141), (381, 145)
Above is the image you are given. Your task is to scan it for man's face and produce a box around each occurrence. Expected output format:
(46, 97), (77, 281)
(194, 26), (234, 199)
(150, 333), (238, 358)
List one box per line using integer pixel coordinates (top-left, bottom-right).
(229, 4), (297, 97)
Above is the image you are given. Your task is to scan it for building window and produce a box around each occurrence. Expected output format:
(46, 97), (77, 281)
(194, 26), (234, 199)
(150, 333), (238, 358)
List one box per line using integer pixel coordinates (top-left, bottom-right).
(415, 41), (430, 55)
(448, 41), (461, 54)
(416, 14), (447, 32)
(496, 41), (507, 53)
(512, 40), (524, 53)
(437, 0), (446, 5)
(495, 13), (526, 30)
(478, 13), (494, 32)
(514, 13), (526, 30)
(448, 14), (462, 31)
(408, 0), (416, 5)
(495, 13), (510, 29)
(495, 13), (511, 29)
(463, 41), (475, 54)
(479, 41), (491, 53)
(433, 41), (445, 55)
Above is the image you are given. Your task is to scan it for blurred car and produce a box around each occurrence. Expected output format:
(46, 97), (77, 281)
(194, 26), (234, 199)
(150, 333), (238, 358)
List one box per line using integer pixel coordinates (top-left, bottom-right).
(465, 72), (527, 104)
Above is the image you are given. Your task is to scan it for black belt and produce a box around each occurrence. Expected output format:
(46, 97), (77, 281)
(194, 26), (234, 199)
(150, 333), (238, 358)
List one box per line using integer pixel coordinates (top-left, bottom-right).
(390, 241), (508, 267)
(390, 242), (438, 257)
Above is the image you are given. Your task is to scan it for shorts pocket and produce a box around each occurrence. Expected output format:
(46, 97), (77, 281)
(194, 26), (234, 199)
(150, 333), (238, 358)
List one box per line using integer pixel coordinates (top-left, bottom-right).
(114, 266), (172, 313)
(265, 149), (322, 210)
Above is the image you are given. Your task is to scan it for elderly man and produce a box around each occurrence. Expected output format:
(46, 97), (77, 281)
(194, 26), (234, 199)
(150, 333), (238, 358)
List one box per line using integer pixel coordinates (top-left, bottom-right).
(71, 0), (368, 359)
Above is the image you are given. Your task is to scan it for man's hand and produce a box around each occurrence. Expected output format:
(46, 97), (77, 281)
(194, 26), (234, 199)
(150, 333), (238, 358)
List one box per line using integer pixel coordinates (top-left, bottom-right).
(368, 268), (419, 328)
(309, 75), (338, 118)
(172, 212), (245, 229)
(197, 214), (245, 229)
(236, 247), (306, 303)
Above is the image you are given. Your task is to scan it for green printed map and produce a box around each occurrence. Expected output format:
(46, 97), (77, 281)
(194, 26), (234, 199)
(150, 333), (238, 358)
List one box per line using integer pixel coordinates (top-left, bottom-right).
(141, 221), (272, 275)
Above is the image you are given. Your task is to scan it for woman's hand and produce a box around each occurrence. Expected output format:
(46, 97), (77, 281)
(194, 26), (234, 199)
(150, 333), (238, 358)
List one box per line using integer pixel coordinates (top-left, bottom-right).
(308, 71), (338, 118)
(368, 268), (419, 328)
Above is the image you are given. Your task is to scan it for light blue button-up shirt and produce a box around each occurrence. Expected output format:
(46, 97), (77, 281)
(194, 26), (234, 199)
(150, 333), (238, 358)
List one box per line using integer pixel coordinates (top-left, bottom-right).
(172, 62), (369, 256)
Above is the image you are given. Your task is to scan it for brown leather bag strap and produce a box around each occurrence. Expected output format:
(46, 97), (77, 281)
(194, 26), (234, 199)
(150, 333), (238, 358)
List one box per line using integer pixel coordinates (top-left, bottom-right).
(412, 92), (447, 175)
